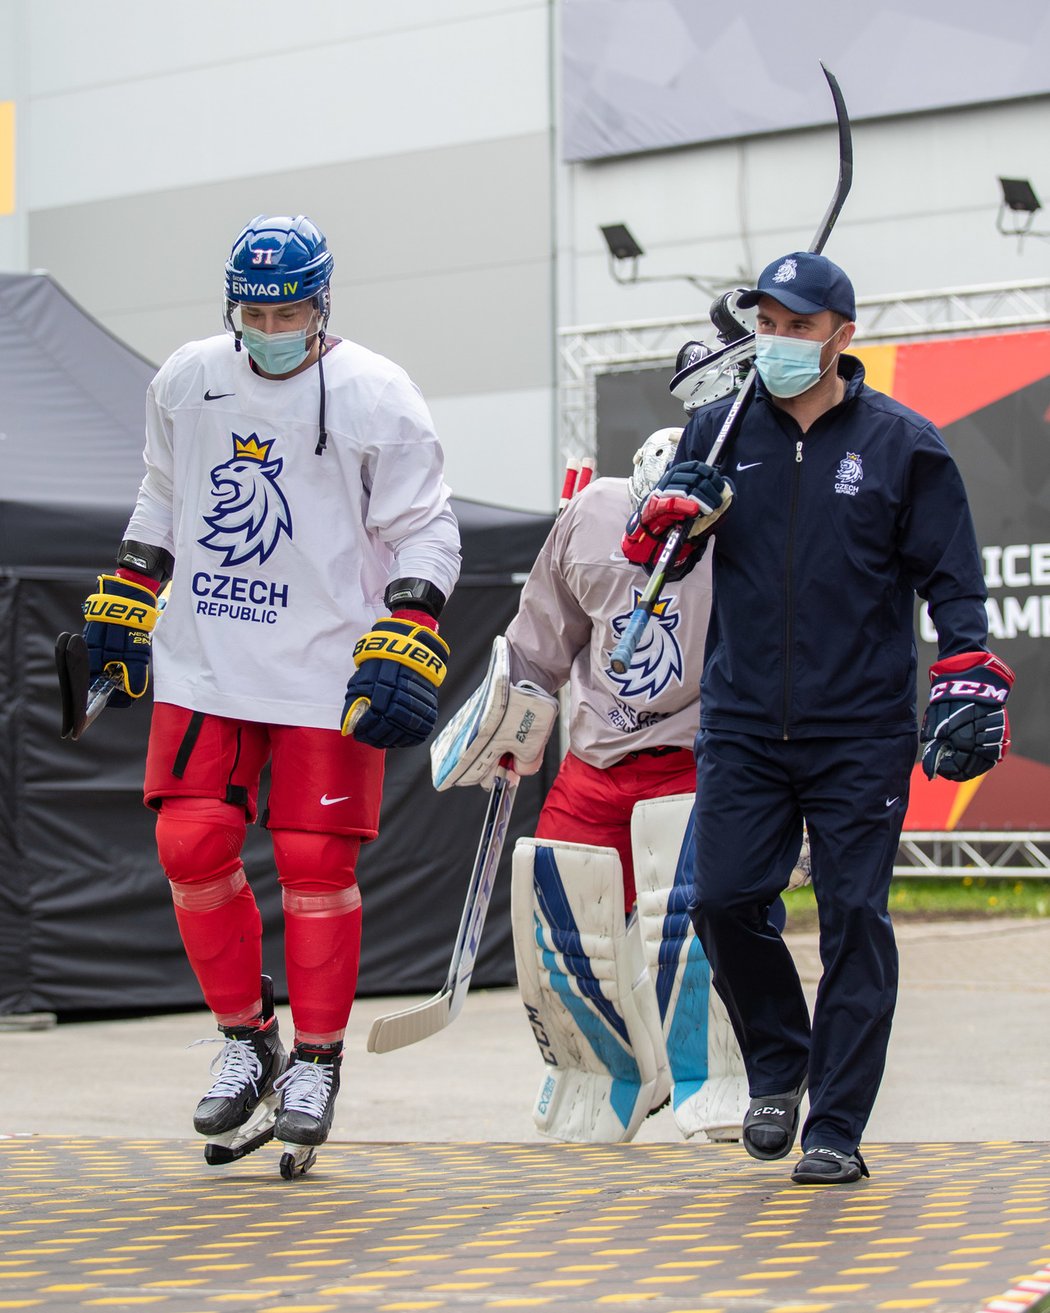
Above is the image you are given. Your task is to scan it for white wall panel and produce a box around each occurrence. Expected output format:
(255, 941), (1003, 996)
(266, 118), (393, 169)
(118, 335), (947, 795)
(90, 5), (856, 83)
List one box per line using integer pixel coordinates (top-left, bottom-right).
(100, 246), (552, 402)
(564, 97), (1050, 324)
(429, 387), (554, 511)
(27, 5), (549, 209)
(27, 0), (539, 94)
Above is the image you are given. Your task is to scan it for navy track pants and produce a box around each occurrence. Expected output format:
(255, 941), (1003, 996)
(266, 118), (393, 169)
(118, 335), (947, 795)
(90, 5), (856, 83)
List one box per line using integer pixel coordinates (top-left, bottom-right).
(690, 728), (917, 1154)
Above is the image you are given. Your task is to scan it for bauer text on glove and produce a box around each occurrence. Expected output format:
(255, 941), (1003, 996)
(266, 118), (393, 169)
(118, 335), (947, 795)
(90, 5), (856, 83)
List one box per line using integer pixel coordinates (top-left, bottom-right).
(81, 574), (161, 707)
(341, 617), (449, 749)
(920, 651), (1014, 782)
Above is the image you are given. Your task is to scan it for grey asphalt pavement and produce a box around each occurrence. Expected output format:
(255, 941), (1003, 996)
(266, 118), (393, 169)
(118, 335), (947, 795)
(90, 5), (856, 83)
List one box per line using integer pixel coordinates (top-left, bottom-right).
(4, 917), (1048, 1146)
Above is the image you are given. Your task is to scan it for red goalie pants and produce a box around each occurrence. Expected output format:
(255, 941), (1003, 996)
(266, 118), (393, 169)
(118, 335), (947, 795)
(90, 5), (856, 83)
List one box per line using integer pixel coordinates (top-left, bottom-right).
(535, 746), (697, 910)
(146, 702), (384, 1044)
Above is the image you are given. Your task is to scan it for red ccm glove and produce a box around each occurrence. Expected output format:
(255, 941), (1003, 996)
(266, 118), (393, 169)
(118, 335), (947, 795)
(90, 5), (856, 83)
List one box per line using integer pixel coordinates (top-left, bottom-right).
(920, 651), (1014, 781)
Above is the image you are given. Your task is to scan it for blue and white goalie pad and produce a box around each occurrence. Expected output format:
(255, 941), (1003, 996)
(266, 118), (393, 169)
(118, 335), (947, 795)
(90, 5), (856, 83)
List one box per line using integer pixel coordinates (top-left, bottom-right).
(633, 793), (749, 1142)
(512, 838), (670, 1144)
(431, 636), (558, 790)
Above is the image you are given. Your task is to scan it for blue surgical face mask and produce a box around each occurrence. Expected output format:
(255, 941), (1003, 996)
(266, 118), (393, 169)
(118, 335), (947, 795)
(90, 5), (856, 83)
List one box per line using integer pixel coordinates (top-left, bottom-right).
(754, 327), (843, 399)
(240, 324), (311, 376)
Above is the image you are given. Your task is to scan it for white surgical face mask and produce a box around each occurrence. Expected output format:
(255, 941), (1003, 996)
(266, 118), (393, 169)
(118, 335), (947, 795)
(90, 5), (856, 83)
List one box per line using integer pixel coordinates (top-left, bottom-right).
(755, 327), (843, 398)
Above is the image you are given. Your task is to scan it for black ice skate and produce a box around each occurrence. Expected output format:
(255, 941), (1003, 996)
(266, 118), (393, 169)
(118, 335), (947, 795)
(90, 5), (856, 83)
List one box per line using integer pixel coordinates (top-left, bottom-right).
(193, 976), (288, 1166)
(273, 1043), (342, 1179)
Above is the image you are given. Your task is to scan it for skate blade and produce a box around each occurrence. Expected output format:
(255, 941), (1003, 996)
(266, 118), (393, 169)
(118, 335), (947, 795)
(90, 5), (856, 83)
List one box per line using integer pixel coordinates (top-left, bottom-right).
(279, 1143), (317, 1180)
(201, 1097), (278, 1165)
(704, 1124), (743, 1144)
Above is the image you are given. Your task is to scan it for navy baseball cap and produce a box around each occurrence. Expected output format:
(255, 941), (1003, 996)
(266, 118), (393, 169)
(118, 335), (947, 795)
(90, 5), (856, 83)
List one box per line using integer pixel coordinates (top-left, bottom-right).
(737, 251), (856, 319)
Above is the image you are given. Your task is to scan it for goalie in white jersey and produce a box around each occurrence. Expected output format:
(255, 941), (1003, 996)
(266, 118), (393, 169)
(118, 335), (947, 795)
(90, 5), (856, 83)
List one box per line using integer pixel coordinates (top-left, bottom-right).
(74, 214), (461, 1177)
(436, 429), (756, 1143)
(505, 431), (708, 902)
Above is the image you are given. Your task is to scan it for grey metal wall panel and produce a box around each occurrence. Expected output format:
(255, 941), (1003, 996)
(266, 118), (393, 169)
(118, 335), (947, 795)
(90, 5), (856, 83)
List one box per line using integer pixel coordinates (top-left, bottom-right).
(563, 0), (1050, 161)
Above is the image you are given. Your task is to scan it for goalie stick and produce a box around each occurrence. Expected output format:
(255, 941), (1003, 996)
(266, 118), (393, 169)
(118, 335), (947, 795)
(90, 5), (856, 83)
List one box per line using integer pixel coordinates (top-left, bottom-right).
(367, 754), (520, 1053)
(609, 63), (853, 677)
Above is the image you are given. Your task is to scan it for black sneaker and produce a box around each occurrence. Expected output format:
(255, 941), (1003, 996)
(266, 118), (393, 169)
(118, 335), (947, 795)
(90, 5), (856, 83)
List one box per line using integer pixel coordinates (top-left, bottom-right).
(791, 1145), (870, 1185)
(742, 1076), (808, 1161)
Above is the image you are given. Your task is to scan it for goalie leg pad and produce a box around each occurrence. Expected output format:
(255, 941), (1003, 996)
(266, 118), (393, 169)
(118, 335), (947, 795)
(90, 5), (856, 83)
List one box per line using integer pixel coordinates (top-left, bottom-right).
(512, 838), (670, 1144)
(632, 793), (749, 1142)
(431, 636), (558, 789)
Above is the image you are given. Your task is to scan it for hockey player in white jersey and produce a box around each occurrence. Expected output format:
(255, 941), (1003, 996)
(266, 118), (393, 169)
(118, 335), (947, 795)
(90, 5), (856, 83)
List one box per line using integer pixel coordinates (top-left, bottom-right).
(71, 215), (460, 1178)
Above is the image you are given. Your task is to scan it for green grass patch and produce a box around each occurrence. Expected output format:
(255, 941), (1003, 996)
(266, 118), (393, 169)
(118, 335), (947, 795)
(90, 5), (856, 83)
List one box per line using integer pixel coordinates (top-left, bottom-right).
(783, 876), (1050, 931)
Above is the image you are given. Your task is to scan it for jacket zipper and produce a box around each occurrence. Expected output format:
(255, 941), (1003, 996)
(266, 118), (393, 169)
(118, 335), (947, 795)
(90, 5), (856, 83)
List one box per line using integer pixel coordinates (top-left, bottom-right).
(781, 439), (804, 737)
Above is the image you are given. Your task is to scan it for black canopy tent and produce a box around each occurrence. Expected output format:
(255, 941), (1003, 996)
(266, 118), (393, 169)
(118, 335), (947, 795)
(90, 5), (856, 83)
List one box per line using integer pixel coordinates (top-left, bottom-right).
(0, 272), (557, 1015)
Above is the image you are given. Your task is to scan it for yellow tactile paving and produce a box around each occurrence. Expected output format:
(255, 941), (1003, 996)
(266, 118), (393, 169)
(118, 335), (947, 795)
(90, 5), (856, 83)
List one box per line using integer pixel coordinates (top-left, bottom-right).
(0, 1139), (1048, 1311)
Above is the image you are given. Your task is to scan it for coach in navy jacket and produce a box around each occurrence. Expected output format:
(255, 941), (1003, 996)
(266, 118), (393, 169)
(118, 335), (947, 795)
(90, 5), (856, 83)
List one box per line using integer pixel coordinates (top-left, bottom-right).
(623, 251), (1013, 1185)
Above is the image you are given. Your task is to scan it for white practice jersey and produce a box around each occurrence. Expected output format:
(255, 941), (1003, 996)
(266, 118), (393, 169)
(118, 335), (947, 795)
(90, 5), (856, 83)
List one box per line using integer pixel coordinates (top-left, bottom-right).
(505, 477), (712, 769)
(124, 333), (461, 729)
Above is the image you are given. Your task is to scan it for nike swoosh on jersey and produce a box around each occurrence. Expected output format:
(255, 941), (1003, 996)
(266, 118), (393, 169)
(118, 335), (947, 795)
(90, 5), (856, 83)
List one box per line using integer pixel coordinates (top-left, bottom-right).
(204, 389), (235, 401)
(320, 794), (351, 806)
(735, 461), (762, 471)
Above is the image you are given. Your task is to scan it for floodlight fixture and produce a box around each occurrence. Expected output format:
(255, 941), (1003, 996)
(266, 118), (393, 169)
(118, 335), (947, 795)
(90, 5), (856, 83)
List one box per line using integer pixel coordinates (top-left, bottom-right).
(996, 176), (1049, 241)
(601, 223), (645, 261)
(999, 177), (1040, 214)
(599, 221), (743, 298)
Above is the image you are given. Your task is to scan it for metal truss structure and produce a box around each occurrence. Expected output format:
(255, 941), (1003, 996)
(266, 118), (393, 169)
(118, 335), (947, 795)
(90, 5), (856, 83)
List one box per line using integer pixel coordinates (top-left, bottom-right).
(558, 277), (1050, 458)
(558, 279), (1050, 875)
(895, 832), (1050, 879)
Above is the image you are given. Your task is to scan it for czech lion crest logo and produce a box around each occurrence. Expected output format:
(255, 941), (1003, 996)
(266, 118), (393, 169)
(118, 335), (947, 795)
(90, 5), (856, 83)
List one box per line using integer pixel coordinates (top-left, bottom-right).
(198, 433), (293, 567)
(606, 593), (684, 700)
(772, 257), (798, 285)
(834, 451), (864, 497)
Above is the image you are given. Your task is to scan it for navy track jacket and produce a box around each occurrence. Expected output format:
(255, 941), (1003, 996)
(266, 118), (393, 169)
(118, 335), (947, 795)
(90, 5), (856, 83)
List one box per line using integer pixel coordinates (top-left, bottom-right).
(675, 356), (989, 739)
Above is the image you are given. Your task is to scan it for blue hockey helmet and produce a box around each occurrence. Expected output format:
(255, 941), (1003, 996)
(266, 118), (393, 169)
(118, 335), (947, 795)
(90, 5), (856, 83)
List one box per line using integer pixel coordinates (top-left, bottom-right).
(224, 214), (334, 307)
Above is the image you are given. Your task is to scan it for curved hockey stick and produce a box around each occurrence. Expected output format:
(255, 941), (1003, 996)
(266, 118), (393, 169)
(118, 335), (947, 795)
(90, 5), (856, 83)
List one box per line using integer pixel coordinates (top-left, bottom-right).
(608, 64), (853, 677)
(367, 755), (520, 1053)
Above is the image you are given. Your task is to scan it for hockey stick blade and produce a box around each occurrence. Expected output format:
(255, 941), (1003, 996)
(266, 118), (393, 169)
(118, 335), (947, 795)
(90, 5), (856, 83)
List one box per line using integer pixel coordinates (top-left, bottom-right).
(367, 761), (519, 1054)
(809, 64), (853, 256)
(56, 632), (82, 739)
(56, 633), (119, 740)
(365, 991), (453, 1054)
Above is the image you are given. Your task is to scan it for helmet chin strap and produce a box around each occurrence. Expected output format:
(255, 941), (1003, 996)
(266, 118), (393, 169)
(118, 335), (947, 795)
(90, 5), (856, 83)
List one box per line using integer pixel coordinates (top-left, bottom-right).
(314, 289), (331, 455)
(315, 330), (328, 455)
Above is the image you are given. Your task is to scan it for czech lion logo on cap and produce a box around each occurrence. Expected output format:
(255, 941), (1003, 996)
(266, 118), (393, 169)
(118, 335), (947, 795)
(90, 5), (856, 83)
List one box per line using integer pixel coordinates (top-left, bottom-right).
(773, 258), (798, 284)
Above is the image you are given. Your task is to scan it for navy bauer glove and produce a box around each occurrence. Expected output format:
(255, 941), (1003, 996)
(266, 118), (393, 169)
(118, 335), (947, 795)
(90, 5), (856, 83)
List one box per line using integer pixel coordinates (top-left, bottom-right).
(342, 617), (450, 749)
(920, 651), (1014, 782)
(82, 574), (162, 707)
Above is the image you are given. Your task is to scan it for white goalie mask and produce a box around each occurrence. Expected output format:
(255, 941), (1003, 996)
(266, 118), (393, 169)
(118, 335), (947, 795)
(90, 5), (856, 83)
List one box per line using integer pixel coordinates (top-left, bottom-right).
(628, 427), (684, 508)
